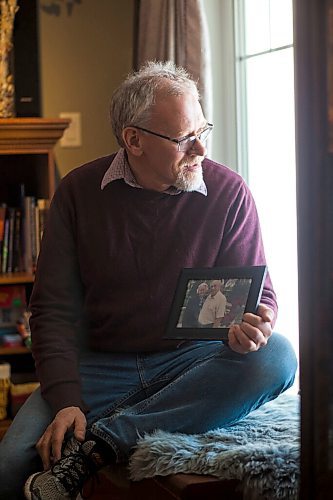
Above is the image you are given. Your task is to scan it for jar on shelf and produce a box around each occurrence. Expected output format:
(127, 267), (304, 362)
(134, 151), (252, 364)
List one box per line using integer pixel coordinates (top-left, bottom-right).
(0, 362), (10, 420)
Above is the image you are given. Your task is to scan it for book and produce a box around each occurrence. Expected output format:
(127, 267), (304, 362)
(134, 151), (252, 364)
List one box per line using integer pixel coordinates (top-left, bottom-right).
(37, 198), (49, 243)
(0, 204), (7, 273)
(34, 198), (49, 264)
(1, 214), (9, 274)
(29, 197), (38, 272)
(6, 207), (16, 273)
(12, 208), (23, 272)
(0, 192), (49, 275)
(35, 202), (40, 260)
(23, 196), (33, 274)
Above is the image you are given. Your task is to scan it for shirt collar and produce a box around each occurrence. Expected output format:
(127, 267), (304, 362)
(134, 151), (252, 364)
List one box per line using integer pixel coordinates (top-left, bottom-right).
(101, 149), (207, 196)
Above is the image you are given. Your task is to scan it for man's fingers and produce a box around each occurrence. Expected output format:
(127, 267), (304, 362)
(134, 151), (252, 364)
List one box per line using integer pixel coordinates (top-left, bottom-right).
(257, 304), (275, 323)
(228, 325), (257, 354)
(36, 429), (53, 470)
(227, 304), (274, 354)
(51, 429), (67, 464)
(73, 415), (87, 442)
(240, 320), (268, 347)
(35, 407), (86, 469)
(37, 424), (67, 469)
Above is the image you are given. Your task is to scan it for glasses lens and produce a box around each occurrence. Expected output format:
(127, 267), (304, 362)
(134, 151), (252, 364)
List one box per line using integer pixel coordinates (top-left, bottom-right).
(199, 127), (212, 143)
(177, 126), (213, 152)
(178, 137), (195, 152)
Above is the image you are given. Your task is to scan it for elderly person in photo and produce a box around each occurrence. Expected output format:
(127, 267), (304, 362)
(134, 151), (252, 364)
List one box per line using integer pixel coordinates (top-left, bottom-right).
(198, 280), (227, 328)
(182, 281), (209, 327)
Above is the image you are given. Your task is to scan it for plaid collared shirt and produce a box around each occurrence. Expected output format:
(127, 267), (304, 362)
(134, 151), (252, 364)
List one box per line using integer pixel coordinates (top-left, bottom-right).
(101, 149), (207, 196)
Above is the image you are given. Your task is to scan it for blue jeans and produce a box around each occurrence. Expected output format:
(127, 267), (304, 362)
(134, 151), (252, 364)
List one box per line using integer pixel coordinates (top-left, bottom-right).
(0, 334), (297, 499)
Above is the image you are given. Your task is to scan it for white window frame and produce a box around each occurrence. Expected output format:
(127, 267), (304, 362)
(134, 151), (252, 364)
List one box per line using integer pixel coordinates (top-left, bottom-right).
(204, 0), (299, 374)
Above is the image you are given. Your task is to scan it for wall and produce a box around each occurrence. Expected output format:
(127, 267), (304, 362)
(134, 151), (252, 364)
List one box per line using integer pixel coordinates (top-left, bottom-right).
(38, 0), (134, 177)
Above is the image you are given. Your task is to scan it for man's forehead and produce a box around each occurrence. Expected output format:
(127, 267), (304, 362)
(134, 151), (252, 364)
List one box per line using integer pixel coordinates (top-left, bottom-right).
(152, 91), (203, 116)
(149, 100), (206, 136)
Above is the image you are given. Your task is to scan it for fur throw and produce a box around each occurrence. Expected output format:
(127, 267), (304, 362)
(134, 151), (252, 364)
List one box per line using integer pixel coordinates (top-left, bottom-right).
(129, 392), (300, 499)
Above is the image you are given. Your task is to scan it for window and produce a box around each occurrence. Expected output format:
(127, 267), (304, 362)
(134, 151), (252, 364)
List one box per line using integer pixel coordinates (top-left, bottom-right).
(234, 0), (299, 376)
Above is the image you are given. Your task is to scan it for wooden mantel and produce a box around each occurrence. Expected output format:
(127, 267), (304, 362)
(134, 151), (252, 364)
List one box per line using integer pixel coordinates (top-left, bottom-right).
(0, 117), (70, 150)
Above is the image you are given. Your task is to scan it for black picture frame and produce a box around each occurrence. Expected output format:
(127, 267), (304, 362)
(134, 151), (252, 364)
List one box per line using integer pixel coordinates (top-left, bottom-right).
(164, 265), (267, 341)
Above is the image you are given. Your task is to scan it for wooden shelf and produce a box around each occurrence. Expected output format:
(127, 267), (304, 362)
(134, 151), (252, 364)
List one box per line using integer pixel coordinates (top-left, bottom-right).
(0, 117), (70, 231)
(0, 346), (30, 355)
(0, 117), (70, 150)
(0, 272), (34, 285)
(0, 118), (67, 411)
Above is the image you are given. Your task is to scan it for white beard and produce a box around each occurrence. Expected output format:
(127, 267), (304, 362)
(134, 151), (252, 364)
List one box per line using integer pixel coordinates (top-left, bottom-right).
(174, 164), (204, 192)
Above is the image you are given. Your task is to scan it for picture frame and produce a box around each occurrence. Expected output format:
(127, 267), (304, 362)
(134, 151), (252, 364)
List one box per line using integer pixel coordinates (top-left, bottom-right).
(164, 265), (267, 341)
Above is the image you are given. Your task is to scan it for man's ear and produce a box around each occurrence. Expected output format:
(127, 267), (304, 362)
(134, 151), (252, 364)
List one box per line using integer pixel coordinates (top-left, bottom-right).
(122, 127), (143, 156)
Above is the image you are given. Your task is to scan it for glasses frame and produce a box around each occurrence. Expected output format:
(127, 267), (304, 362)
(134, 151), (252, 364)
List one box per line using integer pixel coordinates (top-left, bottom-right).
(132, 123), (214, 152)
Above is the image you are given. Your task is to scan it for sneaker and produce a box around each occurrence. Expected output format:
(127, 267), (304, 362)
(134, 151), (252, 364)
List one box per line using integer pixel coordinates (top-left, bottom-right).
(24, 439), (101, 500)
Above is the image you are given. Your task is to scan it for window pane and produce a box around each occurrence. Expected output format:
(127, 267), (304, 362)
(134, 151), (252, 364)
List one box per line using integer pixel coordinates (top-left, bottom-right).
(243, 0), (293, 55)
(245, 48), (299, 358)
(270, 0), (293, 48)
(244, 0), (270, 54)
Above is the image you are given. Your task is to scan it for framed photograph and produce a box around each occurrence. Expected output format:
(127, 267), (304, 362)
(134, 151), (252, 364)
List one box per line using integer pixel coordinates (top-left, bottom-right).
(164, 265), (267, 341)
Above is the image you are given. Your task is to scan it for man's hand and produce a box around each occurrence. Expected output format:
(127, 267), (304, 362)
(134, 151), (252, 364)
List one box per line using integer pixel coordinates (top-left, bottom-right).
(227, 304), (274, 354)
(36, 406), (86, 470)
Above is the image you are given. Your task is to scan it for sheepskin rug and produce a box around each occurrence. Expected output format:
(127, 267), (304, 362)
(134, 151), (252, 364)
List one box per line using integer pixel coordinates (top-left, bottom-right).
(129, 392), (300, 499)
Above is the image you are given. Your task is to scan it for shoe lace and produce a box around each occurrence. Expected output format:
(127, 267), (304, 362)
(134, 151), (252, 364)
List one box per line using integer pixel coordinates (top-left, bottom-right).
(52, 449), (99, 498)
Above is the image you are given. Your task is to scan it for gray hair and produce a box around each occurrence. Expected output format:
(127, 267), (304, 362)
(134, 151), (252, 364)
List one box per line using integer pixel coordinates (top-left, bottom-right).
(110, 61), (200, 147)
(197, 282), (209, 293)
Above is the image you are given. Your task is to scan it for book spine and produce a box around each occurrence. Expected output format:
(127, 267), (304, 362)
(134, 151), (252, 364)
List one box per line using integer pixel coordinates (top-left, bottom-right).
(0, 204), (7, 273)
(35, 202), (40, 261)
(6, 207), (16, 273)
(12, 208), (23, 273)
(0, 190), (49, 275)
(23, 197), (33, 274)
(1, 215), (9, 274)
(29, 197), (37, 273)
(37, 198), (49, 247)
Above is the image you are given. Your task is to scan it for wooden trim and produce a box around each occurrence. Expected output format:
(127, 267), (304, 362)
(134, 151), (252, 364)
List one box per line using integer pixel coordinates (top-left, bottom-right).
(294, 0), (333, 496)
(0, 273), (34, 285)
(0, 118), (70, 150)
(0, 346), (30, 355)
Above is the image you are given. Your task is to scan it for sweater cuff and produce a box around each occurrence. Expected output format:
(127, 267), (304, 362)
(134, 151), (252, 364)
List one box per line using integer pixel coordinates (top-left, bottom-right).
(41, 382), (89, 416)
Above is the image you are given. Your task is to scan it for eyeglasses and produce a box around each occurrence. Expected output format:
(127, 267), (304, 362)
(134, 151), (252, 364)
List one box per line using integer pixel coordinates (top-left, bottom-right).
(133, 123), (213, 152)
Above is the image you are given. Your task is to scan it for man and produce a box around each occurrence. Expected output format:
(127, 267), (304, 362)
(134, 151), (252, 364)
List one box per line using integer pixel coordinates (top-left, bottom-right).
(198, 280), (226, 327)
(182, 281), (209, 327)
(0, 61), (297, 500)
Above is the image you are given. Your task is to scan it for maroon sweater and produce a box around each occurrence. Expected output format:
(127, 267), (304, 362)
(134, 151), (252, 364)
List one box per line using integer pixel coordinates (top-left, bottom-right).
(30, 154), (277, 414)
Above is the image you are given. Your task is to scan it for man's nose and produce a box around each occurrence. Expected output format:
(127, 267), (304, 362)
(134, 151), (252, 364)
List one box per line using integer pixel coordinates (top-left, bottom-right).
(189, 137), (207, 156)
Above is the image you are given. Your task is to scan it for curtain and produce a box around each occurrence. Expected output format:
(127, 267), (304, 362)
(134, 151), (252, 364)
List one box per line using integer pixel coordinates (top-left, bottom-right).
(134, 0), (212, 121)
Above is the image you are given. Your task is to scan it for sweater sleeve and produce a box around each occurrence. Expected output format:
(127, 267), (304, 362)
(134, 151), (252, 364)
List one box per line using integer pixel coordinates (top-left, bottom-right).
(217, 180), (278, 324)
(29, 177), (88, 415)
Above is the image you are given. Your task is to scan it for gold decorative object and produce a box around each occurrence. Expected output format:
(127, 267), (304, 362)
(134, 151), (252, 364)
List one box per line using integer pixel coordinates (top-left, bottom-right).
(0, 0), (19, 118)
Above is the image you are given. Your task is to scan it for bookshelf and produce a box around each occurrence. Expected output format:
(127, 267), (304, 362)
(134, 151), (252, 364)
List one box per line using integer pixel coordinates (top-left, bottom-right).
(0, 118), (69, 436)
